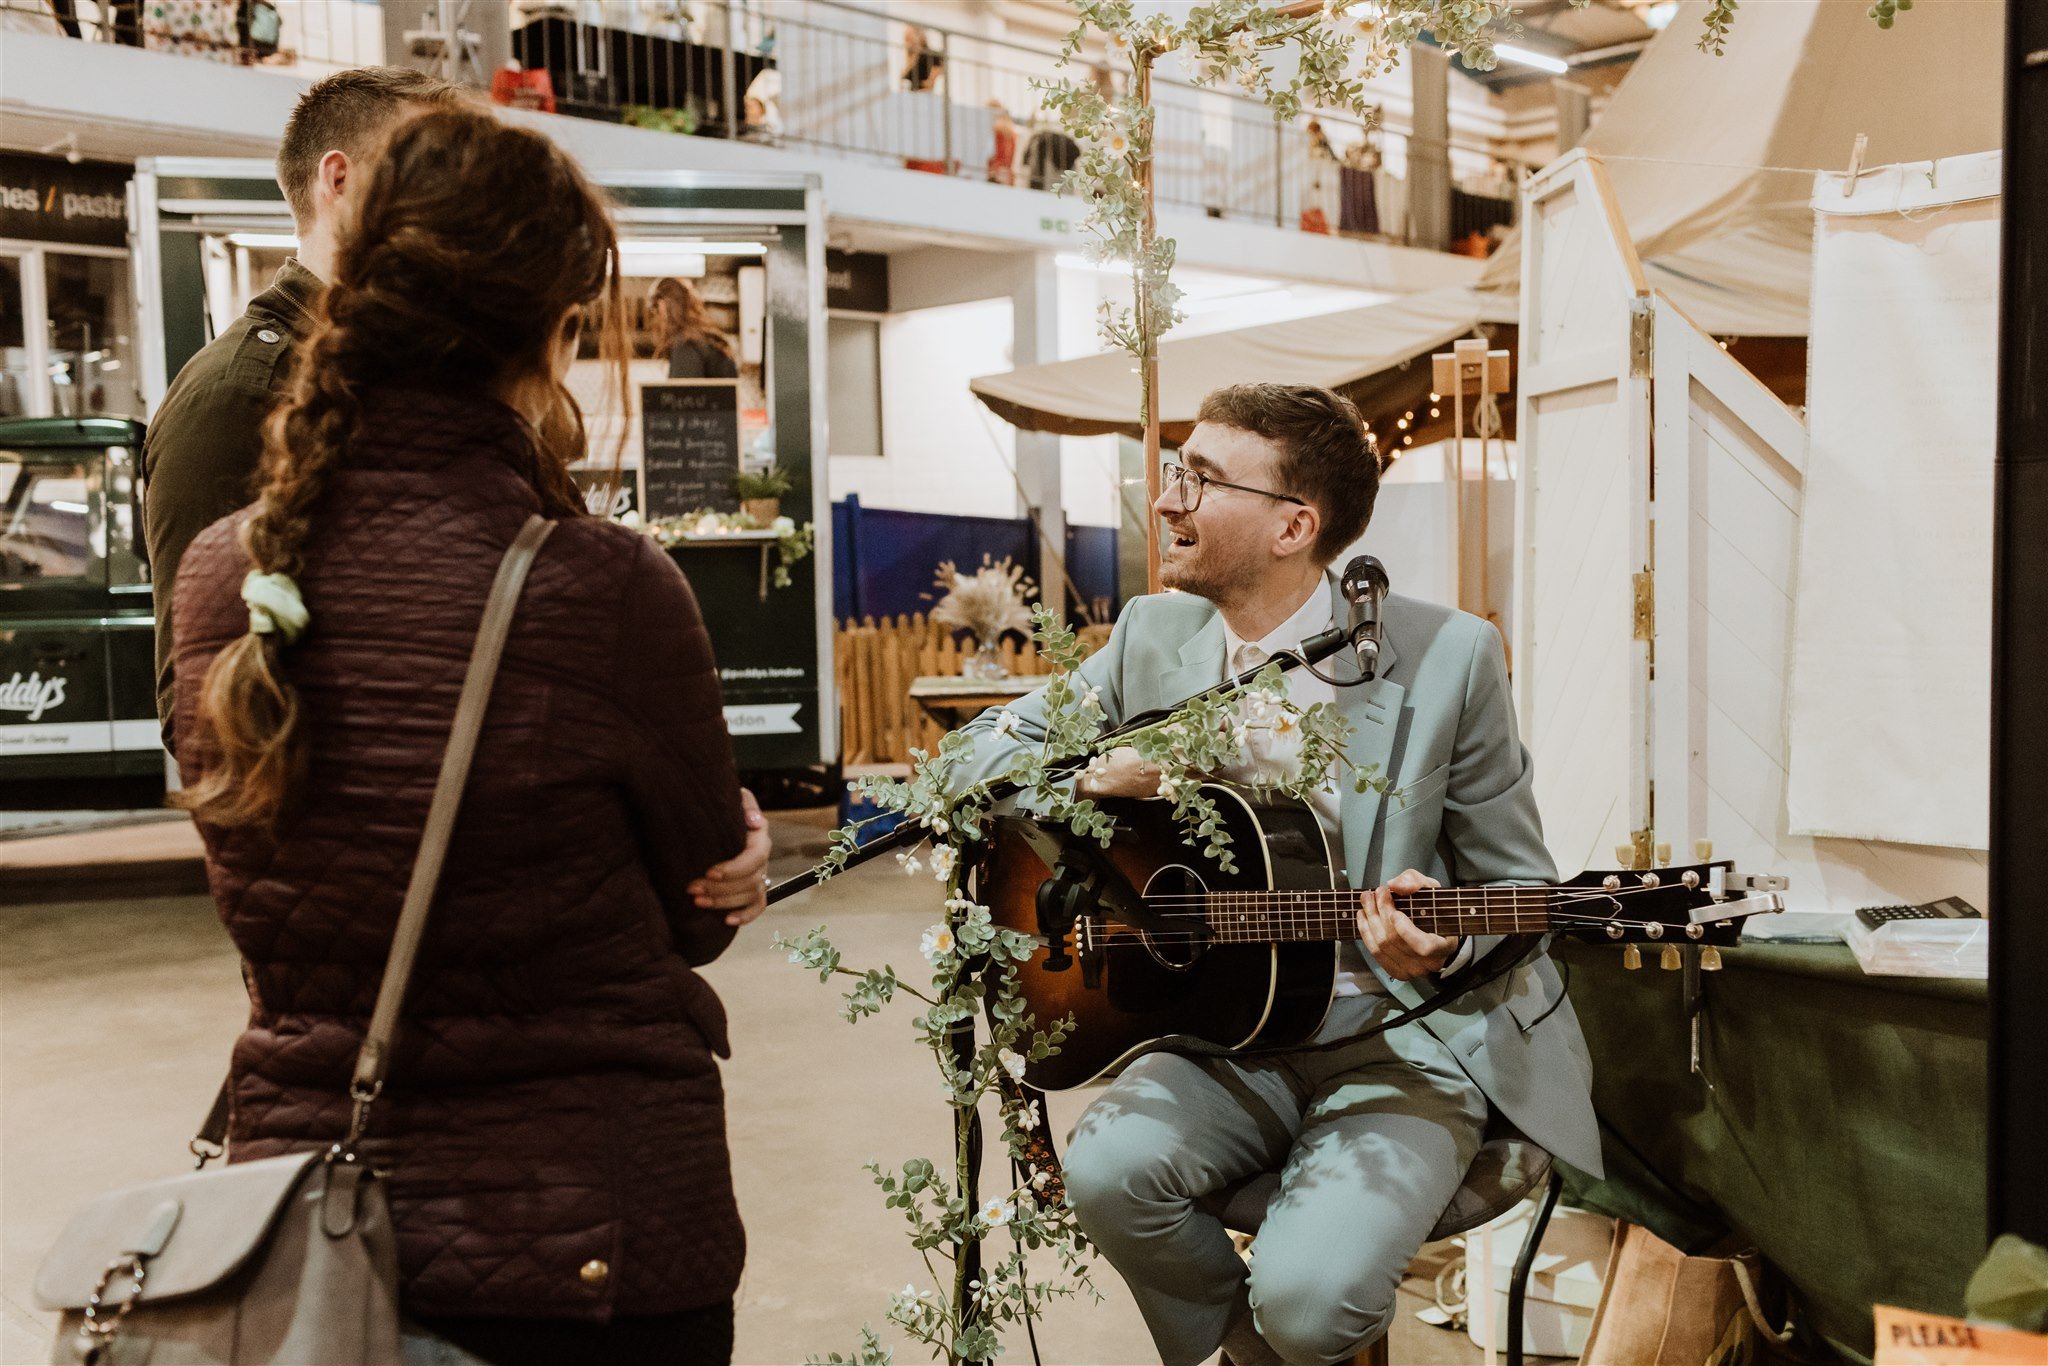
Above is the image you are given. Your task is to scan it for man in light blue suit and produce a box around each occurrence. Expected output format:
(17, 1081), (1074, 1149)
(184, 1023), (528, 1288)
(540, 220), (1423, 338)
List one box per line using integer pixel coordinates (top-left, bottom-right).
(956, 384), (1599, 1366)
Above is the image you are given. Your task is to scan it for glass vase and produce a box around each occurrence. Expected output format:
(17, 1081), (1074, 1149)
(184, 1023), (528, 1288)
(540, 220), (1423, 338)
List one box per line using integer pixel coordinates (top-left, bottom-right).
(962, 639), (1007, 681)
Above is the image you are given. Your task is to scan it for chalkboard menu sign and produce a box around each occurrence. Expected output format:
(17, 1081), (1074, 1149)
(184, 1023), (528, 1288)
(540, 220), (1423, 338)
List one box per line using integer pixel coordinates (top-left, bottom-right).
(640, 380), (741, 518)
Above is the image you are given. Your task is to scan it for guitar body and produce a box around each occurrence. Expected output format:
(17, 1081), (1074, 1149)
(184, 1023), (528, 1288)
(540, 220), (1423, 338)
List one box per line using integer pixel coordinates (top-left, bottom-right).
(981, 787), (1340, 1091)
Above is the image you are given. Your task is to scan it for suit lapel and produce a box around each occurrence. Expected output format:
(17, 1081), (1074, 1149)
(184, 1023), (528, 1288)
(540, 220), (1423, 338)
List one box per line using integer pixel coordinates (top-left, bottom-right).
(1152, 612), (1227, 708)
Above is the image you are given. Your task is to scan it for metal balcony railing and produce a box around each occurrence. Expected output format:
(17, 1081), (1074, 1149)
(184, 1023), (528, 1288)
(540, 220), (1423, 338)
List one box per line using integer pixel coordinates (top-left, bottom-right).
(5, 0), (1527, 252)
(3, 0), (381, 77)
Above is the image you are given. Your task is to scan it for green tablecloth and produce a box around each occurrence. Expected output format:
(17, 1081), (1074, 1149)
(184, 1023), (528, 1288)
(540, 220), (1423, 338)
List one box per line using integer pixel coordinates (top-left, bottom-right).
(1556, 941), (1988, 1364)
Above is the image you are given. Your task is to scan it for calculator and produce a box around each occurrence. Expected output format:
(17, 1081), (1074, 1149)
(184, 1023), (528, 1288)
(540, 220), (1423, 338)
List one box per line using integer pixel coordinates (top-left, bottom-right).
(1854, 896), (1983, 931)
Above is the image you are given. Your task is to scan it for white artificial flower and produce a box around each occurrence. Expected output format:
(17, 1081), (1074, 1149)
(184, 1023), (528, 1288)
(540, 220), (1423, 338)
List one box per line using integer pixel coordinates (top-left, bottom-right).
(1228, 30), (1256, 59)
(921, 925), (957, 962)
(980, 1197), (1013, 1226)
(997, 1048), (1027, 1081)
(772, 515), (795, 534)
(1030, 1168), (1052, 1191)
(1107, 27), (1132, 53)
(1156, 775), (1180, 802)
(1013, 1098), (1043, 1130)
(1106, 130), (1131, 158)
(992, 710), (1022, 739)
(617, 509), (642, 528)
(1081, 684), (1103, 710)
(930, 845), (958, 881)
(932, 816), (951, 836)
(692, 512), (724, 536)
(1084, 753), (1112, 781)
(896, 850), (923, 875)
(1273, 710), (1299, 735)
(944, 895), (976, 913)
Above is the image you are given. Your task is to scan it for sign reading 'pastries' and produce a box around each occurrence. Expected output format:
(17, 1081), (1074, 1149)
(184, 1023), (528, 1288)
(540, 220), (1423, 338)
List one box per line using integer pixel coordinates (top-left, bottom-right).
(640, 380), (741, 520)
(0, 154), (129, 249)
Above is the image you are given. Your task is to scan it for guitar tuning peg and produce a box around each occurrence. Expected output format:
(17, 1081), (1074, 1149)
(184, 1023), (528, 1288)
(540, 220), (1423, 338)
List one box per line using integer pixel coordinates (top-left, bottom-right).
(1660, 945), (1683, 971)
(1695, 838), (1714, 861)
(1614, 843), (1636, 871)
(1701, 946), (1724, 971)
(1622, 944), (1642, 970)
(1655, 842), (1672, 866)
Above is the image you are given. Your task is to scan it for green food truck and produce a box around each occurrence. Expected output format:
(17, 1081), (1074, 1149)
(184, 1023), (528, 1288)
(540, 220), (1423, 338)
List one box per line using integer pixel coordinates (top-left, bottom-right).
(0, 417), (163, 808)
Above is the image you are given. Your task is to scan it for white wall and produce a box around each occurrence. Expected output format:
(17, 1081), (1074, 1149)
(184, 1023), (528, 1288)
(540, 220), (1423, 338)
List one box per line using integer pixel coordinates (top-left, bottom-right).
(831, 296), (1017, 518)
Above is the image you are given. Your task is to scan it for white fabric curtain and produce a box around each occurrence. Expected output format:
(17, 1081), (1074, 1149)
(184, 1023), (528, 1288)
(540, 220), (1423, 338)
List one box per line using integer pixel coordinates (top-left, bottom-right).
(1786, 151), (2001, 849)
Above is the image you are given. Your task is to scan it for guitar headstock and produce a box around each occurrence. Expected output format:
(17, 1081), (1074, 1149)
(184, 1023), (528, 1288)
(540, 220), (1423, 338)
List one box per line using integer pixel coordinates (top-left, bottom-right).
(1553, 857), (1787, 965)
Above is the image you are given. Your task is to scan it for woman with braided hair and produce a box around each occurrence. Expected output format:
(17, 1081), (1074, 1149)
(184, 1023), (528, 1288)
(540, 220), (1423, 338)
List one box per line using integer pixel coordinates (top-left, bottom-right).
(170, 105), (768, 1365)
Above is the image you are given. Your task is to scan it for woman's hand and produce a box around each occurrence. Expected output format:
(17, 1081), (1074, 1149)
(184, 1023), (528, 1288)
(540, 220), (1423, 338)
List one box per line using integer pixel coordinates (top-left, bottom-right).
(690, 788), (772, 926)
(1357, 868), (1460, 980)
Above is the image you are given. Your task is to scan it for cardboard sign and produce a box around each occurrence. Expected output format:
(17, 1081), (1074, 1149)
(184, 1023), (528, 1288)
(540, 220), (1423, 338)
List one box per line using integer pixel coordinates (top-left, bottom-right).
(1873, 1306), (2048, 1365)
(640, 380), (741, 519)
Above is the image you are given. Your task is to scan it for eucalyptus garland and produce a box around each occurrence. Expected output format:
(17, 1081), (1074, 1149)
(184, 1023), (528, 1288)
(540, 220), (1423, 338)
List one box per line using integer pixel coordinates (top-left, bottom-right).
(780, 607), (1389, 1364)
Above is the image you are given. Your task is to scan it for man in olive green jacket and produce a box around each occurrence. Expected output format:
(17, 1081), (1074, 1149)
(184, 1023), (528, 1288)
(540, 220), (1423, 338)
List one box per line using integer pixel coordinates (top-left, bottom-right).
(143, 67), (456, 742)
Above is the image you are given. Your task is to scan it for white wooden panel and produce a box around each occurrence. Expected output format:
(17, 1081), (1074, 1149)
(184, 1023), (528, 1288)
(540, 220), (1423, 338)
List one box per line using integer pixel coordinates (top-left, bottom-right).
(1513, 151), (1652, 878)
(1650, 300), (1989, 910)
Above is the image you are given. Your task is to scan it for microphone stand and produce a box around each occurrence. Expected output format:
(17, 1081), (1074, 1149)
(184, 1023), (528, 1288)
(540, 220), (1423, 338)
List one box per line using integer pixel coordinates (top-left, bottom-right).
(766, 624), (1362, 906)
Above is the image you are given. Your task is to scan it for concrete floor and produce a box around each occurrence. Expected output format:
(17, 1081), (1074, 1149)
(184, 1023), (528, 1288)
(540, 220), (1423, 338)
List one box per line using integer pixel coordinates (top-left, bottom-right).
(1, 810), (1540, 1366)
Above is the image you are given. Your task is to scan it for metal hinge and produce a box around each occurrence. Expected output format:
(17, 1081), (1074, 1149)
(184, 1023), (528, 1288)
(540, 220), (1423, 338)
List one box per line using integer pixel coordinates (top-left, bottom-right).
(1632, 570), (1654, 641)
(1629, 298), (1653, 377)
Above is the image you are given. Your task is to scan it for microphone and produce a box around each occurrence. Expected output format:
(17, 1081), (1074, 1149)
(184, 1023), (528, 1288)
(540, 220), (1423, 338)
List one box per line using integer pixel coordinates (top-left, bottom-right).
(1339, 555), (1390, 680)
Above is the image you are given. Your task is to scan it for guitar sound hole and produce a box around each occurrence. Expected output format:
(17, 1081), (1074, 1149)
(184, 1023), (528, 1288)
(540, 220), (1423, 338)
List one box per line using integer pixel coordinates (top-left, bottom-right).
(1139, 864), (1210, 971)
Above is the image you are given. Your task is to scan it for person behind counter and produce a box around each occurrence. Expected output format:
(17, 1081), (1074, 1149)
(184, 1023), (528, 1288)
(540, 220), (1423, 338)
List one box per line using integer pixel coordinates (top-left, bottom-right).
(169, 105), (770, 1366)
(901, 24), (943, 91)
(142, 66), (463, 745)
(649, 277), (739, 380)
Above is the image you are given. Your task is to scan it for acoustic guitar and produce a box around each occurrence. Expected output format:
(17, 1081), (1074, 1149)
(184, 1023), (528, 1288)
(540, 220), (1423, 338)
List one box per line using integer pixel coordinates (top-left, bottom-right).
(980, 783), (1785, 1091)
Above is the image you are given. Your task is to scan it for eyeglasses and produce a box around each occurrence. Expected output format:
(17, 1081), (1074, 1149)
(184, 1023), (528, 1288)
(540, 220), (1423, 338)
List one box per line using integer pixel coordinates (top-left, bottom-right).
(1160, 461), (1305, 513)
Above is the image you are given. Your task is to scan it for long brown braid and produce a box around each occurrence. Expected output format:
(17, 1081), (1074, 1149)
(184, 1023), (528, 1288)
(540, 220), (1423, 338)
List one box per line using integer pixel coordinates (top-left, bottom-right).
(176, 105), (629, 828)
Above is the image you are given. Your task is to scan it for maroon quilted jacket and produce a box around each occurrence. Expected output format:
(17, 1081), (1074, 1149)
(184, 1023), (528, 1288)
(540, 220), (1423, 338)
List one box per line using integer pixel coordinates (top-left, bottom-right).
(171, 388), (748, 1321)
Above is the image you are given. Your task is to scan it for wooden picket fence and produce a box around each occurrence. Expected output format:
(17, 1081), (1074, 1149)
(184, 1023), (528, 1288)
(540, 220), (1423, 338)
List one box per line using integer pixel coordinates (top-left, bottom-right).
(835, 612), (1054, 764)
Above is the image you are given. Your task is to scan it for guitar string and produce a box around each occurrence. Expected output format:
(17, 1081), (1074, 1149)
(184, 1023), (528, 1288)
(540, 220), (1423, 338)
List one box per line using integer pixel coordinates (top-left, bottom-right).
(1097, 882), (1725, 939)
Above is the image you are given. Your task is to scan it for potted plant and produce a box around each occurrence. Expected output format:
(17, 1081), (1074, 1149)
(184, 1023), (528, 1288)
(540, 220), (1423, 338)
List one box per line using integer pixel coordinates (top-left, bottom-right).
(736, 465), (792, 525)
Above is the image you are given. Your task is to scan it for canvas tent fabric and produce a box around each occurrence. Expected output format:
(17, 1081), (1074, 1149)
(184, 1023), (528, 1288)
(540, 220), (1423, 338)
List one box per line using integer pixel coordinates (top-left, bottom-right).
(976, 0), (2002, 435)
(970, 286), (1516, 441)
(1478, 0), (2003, 334)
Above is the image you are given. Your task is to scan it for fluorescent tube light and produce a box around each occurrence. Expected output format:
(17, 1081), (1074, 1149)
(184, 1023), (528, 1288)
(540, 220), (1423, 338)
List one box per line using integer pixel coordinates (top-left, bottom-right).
(225, 233), (299, 250)
(620, 240), (765, 257)
(1494, 43), (1568, 74)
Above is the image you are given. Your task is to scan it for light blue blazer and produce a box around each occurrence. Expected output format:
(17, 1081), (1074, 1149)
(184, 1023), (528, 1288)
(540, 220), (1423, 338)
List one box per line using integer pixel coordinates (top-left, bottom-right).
(956, 573), (1602, 1176)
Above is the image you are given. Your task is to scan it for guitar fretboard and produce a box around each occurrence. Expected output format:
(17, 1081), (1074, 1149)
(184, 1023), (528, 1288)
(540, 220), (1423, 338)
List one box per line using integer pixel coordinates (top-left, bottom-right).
(1141, 887), (1556, 942)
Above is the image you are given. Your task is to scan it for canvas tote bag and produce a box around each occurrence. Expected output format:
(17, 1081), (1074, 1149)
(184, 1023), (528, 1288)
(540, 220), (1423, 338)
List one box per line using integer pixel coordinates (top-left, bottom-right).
(34, 516), (555, 1365)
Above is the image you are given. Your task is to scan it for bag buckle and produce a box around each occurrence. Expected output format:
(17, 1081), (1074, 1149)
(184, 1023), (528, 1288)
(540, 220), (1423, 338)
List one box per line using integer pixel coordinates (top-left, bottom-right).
(74, 1253), (146, 1362)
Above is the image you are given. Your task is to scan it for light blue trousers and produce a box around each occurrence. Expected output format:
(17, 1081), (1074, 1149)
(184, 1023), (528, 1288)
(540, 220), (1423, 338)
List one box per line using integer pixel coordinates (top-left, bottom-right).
(1062, 995), (1487, 1366)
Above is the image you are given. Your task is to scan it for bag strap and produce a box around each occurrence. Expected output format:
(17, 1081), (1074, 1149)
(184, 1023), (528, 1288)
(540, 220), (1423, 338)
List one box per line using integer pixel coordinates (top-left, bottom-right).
(342, 514), (555, 1146)
(193, 516), (556, 1164)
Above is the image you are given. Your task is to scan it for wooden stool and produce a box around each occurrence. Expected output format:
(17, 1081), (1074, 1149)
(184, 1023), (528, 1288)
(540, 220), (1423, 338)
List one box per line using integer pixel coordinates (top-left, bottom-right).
(1204, 1116), (1565, 1366)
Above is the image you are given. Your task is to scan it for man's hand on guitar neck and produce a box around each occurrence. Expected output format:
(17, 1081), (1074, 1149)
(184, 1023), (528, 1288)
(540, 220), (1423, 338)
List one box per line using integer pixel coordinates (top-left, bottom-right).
(1358, 868), (1462, 980)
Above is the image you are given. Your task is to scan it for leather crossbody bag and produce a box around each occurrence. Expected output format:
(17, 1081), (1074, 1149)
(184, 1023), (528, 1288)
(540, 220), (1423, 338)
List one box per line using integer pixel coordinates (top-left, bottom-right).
(34, 516), (555, 1366)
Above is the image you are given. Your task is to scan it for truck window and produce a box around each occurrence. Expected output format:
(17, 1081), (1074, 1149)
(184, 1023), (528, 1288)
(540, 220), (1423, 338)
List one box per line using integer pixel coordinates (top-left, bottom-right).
(0, 454), (94, 585)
